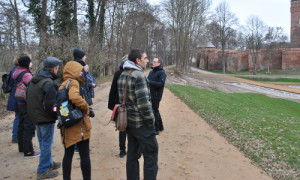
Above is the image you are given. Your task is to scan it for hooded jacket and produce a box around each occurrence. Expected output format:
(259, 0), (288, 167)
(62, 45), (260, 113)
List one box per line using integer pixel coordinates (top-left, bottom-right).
(27, 70), (59, 124)
(117, 60), (155, 128)
(60, 61), (91, 148)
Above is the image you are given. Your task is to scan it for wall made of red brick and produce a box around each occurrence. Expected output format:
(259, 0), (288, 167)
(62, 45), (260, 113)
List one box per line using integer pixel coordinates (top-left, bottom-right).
(282, 48), (300, 69)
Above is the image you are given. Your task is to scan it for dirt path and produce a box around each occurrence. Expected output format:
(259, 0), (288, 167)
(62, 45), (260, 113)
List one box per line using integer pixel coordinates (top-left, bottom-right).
(0, 76), (273, 180)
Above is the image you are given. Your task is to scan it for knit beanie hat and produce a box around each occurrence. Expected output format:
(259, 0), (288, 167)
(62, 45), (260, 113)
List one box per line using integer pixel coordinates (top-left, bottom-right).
(18, 56), (31, 68)
(73, 48), (85, 61)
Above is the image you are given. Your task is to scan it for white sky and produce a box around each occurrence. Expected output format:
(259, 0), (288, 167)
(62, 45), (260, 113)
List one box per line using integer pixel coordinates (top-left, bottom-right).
(147, 0), (291, 39)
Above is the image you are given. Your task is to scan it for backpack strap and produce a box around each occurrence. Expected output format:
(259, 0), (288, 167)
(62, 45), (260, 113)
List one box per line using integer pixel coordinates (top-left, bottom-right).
(15, 70), (31, 86)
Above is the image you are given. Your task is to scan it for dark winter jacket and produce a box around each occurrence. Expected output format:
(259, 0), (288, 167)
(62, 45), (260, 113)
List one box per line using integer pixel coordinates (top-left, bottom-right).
(86, 72), (97, 98)
(6, 66), (18, 111)
(147, 66), (167, 101)
(27, 70), (59, 125)
(72, 60), (92, 105)
(108, 68), (123, 110)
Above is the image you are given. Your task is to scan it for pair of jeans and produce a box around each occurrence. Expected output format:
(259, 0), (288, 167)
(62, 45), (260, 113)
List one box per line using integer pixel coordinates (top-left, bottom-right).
(36, 123), (55, 173)
(12, 111), (20, 141)
(151, 100), (164, 131)
(126, 125), (158, 180)
(119, 131), (127, 151)
(17, 103), (35, 154)
(63, 139), (91, 180)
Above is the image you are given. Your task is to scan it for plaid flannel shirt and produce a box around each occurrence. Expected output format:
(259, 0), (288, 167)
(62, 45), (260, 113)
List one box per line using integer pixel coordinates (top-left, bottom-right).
(117, 68), (155, 128)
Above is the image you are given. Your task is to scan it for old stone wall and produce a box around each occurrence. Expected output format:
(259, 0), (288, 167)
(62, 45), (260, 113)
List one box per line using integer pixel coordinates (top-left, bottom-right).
(196, 48), (300, 72)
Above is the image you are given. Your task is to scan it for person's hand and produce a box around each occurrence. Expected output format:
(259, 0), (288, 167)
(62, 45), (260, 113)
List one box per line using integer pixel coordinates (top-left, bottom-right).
(84, 108), (90, 116)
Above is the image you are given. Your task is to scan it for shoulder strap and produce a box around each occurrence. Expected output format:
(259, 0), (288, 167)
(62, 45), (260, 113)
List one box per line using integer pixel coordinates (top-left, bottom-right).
(16, 70), (30, 84)
(65, 79), (73, 90)
(122, 70), (134, 105)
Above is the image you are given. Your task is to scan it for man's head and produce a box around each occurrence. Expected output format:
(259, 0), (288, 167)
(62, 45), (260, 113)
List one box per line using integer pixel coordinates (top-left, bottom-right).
(43, 57), (63, 75)
(152, 57), (163, 68)
(73, 48), (86, 62)
(128, 49), (148, 69)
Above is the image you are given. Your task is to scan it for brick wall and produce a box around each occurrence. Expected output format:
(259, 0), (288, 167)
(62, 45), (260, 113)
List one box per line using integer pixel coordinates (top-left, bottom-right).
(196, 48), (300, 72)
(282, 48), (300, 69)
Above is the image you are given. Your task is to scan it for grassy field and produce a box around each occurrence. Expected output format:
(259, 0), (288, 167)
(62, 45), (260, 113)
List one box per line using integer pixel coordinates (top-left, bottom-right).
(242, 77), (300, 84)
(167, 85), (300, 180)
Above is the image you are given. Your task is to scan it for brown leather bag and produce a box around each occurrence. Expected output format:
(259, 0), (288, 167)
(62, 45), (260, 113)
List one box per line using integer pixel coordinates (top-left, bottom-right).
(111, 104), (127, 131)
(110, 70), (133, 132)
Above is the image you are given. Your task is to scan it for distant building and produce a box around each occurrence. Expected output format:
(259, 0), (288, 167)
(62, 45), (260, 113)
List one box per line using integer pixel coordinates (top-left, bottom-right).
(291, 0), (300, 48)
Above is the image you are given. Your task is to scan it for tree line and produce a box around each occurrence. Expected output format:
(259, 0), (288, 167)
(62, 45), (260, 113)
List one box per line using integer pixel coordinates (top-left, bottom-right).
(0, 0), (288, 76)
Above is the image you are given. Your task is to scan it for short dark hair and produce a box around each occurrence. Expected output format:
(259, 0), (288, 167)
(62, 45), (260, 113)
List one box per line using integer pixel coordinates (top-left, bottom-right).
(128, 49), (145, 64)
(155, 57), (163, 65)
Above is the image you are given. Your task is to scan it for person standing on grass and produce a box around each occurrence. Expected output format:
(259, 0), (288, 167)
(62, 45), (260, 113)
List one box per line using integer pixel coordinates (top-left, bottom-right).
(27, 57), (63, 180)
(147, 57), (167, 134)
(118, 49), (158, 180)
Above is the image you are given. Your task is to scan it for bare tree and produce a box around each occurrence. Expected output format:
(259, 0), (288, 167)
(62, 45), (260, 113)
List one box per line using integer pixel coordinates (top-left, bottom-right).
(244, 16), (267, 75)
(164, 0), (211, 74)
(264, 26), (288, 73)
(211, 1), (238, 73)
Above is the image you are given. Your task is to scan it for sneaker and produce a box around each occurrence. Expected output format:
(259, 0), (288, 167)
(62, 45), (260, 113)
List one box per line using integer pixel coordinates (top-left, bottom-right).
(119, 150), (126, 158)
(36, 170), (58, 180)
(24, 152), (40, 158)
(51, 161), (61, 170)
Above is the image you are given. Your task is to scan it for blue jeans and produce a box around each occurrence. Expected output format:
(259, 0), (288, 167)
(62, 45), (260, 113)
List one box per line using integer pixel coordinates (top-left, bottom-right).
(12, 111), (20, 141)
(36, 123), (55, 173)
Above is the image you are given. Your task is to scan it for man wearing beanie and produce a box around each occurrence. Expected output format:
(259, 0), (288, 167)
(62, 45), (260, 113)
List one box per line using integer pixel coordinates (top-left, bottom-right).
(12, 55), (39, 158)
(27, 57), (62, 180)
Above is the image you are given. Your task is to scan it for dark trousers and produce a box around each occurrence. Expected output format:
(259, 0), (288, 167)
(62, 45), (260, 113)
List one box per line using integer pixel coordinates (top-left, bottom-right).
(126, 125), (158, 180)
(151, 100), (164, 131)
(63, 139), (91, 180)
(119, 131), (127, 151)
(17, 103), (35, 154)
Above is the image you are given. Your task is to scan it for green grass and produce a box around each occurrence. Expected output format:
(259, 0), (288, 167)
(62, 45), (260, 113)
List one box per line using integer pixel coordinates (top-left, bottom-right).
(167, 85), (300, 179)
(242, 77), (300, 83)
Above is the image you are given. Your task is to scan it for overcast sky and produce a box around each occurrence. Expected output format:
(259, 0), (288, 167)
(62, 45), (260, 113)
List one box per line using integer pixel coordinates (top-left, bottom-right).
(147, 0), (291, 39)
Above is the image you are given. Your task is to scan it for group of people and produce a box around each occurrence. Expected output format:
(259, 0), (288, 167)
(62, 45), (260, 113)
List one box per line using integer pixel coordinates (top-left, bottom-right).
(6, 48), (96, 180)
(108, 49), (167, 180)
(6, 48), (166, 180)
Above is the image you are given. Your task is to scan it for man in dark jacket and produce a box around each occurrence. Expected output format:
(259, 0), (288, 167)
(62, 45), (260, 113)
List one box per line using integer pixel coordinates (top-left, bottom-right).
(147, 57), (167, 134)
(27, 57), (62, 180)
(108, 61), (127, 158)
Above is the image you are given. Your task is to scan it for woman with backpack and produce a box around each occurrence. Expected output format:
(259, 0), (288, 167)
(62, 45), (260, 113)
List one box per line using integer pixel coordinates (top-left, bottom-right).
(60, 61), (92, 180)
(12, 55), (39, 158)
(6, 53), (22, 143)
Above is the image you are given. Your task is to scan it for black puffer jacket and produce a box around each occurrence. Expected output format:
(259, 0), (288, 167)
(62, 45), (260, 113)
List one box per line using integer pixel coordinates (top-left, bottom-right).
(27, 70), (59, 124)
(147, 66), (167, 101)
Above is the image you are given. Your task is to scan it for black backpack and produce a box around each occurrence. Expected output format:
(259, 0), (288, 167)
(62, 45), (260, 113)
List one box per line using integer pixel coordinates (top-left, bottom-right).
(56, 79), (84, 128)
(1, 73), (13, 94)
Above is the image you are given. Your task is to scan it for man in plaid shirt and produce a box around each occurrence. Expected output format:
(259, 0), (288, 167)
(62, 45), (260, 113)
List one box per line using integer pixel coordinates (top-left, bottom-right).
(118, 49), (158, 180)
